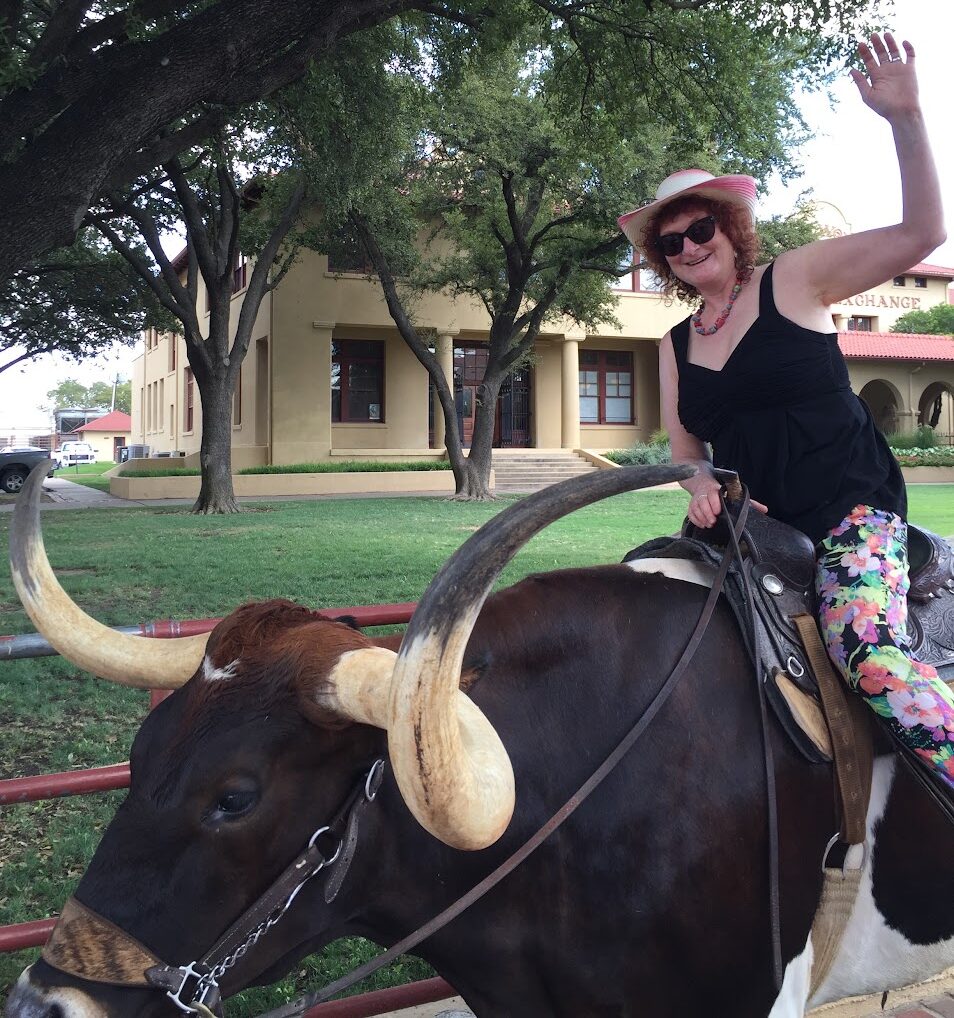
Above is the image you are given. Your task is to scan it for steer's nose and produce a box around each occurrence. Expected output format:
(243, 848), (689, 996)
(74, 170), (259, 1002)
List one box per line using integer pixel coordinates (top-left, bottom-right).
(5, 974), (55, 1018)
(5, 971), (99, 1018)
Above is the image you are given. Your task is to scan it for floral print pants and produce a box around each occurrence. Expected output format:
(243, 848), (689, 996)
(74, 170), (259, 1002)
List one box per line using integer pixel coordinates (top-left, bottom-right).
(816, 505), (954, 791)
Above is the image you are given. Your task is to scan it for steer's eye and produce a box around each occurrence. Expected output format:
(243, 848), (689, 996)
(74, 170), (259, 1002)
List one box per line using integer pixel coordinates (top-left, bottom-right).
(206, 783), (259, 823)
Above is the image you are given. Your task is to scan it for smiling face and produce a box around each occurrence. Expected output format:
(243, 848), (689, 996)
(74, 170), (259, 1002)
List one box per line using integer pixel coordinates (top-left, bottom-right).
(656, 201), (738, 295)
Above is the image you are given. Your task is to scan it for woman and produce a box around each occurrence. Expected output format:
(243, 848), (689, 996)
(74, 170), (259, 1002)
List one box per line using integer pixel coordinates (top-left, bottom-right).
(618, 33), (954, 795)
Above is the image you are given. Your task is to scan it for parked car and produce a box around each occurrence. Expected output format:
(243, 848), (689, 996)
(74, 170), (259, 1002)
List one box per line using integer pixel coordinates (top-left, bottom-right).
(53, 441), (96, 468)
(0, 448), (53, 493)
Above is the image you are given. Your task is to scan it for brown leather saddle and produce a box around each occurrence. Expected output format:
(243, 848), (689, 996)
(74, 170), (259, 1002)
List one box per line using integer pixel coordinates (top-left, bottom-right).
(624, 503), (954, 764)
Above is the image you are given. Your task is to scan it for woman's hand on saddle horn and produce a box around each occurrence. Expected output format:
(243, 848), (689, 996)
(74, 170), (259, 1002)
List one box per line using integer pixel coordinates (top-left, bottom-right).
(686, 476), (767, 529)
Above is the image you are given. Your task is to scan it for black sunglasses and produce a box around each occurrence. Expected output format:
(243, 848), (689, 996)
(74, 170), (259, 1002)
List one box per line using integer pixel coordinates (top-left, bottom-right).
(656, 215), (717, 257)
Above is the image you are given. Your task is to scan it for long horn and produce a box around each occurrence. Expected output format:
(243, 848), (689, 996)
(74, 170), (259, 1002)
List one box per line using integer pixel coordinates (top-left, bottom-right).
(387, 463), (695, 850)
(10, 461), (208, 688)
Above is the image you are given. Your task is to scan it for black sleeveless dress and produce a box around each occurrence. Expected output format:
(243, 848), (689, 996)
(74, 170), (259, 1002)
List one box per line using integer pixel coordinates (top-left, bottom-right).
(672, 262), (906, 544)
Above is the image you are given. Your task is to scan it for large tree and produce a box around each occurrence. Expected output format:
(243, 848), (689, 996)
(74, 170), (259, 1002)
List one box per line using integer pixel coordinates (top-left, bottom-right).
(313, 5), (873, 498)
(88, 123), (308, 513)
(44, 378), (132, 416)
(0, 0), (880, 287)
(0, 231), (170, 375)
(891, 304), (954, 336)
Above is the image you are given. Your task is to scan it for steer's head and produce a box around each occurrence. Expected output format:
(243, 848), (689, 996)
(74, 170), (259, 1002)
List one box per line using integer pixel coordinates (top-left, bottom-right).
(13, 601), (392, 1017)
(5, 459), (692, 1017)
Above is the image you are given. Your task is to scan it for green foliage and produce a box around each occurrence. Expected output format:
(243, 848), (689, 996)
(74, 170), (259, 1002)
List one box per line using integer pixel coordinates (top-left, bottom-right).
(757, 200), (827, 261)
(605, 441), (673, 466)
(44, 377), (131, 415)
(118, 467), (201, 477)
(894, 450), (954, 467)
(117, 461), (451, 478)
(0, 229), (171, 375)
(239, 460), (451, 474)
(891, 304), (954, 335)
(886, 425), (940, 450)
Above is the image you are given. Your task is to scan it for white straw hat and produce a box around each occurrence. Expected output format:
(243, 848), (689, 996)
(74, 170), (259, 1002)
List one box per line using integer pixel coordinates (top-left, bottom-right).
(618, 169), (758, 250)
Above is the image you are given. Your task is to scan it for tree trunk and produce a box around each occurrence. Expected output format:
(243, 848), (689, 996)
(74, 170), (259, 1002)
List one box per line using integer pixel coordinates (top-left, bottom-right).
(450, 379), (499, 500)
(193, 376), (238, 513)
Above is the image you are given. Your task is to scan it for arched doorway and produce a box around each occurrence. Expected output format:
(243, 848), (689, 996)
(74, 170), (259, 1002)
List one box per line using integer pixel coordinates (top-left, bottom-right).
(858, 379), (904, 439)
(917, 381), (954, 446)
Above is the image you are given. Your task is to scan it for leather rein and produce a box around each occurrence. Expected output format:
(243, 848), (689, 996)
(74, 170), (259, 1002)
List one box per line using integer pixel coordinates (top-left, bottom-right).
(43, 488), (757, 1017)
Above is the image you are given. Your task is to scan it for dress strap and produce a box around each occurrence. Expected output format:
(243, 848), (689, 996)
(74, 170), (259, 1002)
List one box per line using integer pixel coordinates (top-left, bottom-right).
(758, 261), (780, 320)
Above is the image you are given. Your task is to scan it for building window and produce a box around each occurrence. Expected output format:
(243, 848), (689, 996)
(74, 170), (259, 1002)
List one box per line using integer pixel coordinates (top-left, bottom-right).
(332, 340), (384, 422)
(636, 268), (665, 293)
(611, 249), (665, 294)
(232, 254), (248, 293)
(611, 248), (636, 291)
(847, 316), (873, 332)
(232, 368), (242, 427)
(893, 276), (906, 287)
(184, 368), (194, 432)
(168, 337), (176, 372)
(579, 350), (634, 425)
(914, 276), (927, 288)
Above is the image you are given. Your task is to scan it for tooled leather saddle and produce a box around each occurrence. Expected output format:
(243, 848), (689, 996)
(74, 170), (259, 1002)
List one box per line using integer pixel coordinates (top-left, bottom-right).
(623, 499), (954, 768)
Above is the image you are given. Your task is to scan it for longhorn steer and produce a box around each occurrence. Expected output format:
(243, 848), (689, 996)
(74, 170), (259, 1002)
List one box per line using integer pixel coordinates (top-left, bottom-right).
(5, 462), (954, 1018)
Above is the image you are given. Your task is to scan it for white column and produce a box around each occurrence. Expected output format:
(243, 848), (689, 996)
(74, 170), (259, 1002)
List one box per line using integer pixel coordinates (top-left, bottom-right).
(561, 336), (581, 450)
(433, 332), (456, 452)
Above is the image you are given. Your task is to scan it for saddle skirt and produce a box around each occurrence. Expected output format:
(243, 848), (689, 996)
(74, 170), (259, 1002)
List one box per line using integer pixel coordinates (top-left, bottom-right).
(623, 509), (954, 764)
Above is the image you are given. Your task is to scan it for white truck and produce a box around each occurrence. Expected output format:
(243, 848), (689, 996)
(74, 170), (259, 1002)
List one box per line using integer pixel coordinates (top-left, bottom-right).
(53, 442), (96, 468)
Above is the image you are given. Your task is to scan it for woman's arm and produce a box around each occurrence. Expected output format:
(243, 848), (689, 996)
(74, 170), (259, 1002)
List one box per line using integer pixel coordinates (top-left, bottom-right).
(659, 333), (722, 528)
(659, 333), (769, 527)
(778, 33), (945, 308)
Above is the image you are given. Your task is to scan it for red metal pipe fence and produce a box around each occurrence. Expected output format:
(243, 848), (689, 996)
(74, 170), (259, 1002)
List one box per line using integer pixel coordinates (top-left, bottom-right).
(1, 602), (461, 1016)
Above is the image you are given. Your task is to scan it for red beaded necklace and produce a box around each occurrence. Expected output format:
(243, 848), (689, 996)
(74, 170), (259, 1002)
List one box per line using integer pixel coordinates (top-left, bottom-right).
(691, 271), (747, 336)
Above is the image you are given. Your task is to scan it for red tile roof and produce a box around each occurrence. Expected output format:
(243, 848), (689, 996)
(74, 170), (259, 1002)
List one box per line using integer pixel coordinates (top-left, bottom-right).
(838, 332), (954, 362)
(905, 262), (954, 279)
(71, 411), (133, 433)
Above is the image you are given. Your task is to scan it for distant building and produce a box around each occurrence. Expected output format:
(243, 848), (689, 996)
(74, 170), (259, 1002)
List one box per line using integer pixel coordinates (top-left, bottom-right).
(53, 408), (106, 446)
(131, 250), (954, 466)
(67, 410), (132, 462)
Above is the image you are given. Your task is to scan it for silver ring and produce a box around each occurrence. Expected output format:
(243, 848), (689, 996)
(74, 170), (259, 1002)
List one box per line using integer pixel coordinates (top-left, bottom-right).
(889, 55), (902, 62)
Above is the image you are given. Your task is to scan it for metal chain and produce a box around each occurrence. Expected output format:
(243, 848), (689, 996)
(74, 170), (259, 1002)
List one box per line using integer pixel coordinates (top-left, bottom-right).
(163, 760), (383, 1016)
(189, 853), (337, 1009)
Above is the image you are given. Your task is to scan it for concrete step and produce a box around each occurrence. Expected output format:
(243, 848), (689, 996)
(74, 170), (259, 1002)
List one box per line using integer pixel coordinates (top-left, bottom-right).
(492, 464), (595, 473)
(491, 450), (600, 493)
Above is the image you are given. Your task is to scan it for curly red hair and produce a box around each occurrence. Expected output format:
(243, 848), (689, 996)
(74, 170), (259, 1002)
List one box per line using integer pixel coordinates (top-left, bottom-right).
(639, 196), (760, 305)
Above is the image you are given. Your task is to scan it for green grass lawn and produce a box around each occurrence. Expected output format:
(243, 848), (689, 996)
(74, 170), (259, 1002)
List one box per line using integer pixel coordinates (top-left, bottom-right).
(0, 484), (951, 1010)
(52, 461), (113, 492)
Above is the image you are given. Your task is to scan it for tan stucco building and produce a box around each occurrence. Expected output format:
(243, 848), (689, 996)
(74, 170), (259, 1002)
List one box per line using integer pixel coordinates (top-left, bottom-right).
(130, 254), (954, 468)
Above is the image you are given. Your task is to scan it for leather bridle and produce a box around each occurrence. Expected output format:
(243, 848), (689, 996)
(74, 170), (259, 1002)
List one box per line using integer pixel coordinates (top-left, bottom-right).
(41, 760), (386, 1015)
(40, 485), (756, 1018)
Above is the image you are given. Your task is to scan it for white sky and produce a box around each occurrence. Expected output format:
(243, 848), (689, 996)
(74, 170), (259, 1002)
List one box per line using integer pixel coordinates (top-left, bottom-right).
(0, 0), (951, 433)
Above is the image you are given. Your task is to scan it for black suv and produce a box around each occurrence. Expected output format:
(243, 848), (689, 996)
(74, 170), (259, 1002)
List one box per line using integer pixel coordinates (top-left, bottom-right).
(0, 448), (52, 494)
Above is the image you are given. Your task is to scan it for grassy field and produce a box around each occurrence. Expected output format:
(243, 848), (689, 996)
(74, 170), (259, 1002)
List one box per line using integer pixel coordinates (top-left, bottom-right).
(1, 484), (952, 1011)
(50, 461), (113, 492)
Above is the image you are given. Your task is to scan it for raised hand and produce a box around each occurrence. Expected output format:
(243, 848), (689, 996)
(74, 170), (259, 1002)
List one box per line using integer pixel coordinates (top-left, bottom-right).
(850, 32), (920, 123)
